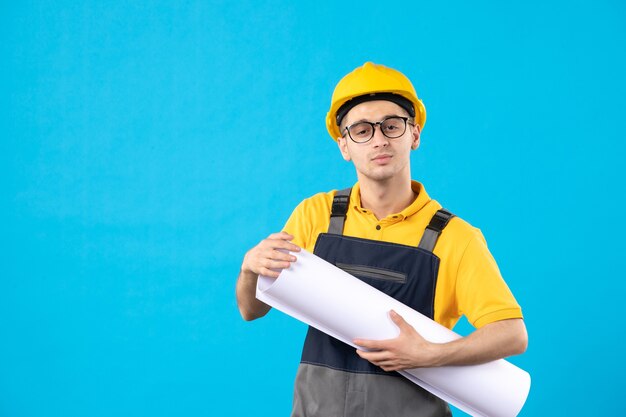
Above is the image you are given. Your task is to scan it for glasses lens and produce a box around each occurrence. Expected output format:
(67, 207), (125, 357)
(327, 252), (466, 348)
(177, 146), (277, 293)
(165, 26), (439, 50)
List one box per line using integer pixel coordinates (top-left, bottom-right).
(348, 122), (374, 142)
(381, 117), (406, 138)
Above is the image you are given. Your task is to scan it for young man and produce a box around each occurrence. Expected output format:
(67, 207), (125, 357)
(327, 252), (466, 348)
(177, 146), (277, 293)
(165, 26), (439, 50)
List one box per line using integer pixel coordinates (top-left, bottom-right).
(236, 62), (527, 417)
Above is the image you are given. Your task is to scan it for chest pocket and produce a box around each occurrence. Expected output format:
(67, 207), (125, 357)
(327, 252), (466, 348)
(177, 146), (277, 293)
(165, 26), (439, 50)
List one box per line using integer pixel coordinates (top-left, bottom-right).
(313, 233), (440, 317)
(335, 262), (407, 284)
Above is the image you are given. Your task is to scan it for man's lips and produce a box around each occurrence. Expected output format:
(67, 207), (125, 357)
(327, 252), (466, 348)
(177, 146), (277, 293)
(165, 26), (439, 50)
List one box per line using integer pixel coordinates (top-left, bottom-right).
(371, 154), (393, 163)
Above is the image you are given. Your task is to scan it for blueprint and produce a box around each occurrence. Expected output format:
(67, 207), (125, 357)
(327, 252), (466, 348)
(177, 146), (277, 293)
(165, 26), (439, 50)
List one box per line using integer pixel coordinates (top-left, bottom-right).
(256, 249), (530, 417)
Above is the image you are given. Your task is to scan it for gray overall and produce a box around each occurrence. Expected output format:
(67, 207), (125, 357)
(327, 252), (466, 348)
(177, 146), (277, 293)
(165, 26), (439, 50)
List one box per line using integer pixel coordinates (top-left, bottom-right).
(291, 188), (454, 417)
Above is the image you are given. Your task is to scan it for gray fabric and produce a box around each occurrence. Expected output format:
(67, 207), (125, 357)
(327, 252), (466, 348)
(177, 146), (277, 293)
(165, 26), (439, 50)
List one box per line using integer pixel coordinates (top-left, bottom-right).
(328, 188), (352, 235)
(291, 363), (452, 417)
(417, 210), (455, 252)
(328, 215), (345, 235)
(417, 228), (439, 252)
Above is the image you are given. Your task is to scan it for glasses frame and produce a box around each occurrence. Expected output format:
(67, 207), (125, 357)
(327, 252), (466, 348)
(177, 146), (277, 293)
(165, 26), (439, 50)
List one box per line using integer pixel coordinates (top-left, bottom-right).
(342, 116), (414, 144)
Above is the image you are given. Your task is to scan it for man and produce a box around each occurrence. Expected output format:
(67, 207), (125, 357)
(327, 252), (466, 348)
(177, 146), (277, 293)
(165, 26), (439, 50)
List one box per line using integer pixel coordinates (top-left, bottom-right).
(236, 62), (527, 417)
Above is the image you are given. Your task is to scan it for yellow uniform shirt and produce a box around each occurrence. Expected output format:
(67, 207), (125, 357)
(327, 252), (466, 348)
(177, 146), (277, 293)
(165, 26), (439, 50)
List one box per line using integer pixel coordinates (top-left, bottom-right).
(283, 180), (523, 330)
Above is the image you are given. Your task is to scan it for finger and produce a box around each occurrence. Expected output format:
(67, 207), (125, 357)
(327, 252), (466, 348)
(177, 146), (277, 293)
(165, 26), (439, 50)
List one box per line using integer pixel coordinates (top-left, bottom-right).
(267, 232), (298, 245)
(354, 338), (391, 350)
(270, 240), (301, 254)
(262, 259), (293, 271)
(354, 338), (377, 349)
(260, 238), (300, 254)
(259, 267), (281, 278)
(356, 349), (391, 363)
(376, 359), (398, 369)
(375, 357), (406, 372)
(267, 231), (292, 239)
(268, 249), (298, 263)
(279, 231), (295, 239)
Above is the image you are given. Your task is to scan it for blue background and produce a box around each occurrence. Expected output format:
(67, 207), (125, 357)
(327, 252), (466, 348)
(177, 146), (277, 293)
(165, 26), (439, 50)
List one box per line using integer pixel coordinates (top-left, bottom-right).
(2, 1), (625, 416)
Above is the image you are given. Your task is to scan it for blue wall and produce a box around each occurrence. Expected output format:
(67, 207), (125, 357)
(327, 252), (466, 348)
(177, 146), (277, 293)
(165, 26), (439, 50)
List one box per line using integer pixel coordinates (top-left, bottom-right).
(2, 1), (625, 415)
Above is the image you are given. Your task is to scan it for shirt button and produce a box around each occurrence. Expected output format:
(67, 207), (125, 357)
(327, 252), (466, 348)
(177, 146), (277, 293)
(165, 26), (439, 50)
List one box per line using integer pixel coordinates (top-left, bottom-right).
(376, 225), (381, 230)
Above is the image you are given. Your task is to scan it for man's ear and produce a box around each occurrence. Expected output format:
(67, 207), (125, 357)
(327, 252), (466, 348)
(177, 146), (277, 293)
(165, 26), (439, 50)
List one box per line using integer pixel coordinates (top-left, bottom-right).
(337, 136), (352, 161)
(411, 124), (421, 150)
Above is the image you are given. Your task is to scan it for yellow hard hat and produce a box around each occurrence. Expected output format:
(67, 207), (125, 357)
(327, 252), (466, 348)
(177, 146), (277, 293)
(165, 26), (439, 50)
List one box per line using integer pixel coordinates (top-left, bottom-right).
(326, 62), (426, 141)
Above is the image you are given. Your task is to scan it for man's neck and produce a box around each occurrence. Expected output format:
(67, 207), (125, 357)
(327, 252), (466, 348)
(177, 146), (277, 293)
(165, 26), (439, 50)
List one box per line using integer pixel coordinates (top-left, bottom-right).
(358, 176), (416, 220)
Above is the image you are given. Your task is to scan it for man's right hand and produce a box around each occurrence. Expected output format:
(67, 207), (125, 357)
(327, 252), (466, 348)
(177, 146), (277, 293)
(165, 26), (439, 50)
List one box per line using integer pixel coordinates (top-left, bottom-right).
(241, 232), (301, 279)
(237, 232), (300, 321)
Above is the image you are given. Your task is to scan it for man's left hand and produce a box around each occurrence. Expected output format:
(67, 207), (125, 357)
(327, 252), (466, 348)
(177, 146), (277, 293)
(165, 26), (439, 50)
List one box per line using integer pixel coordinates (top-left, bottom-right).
(354, 310), (439, 372)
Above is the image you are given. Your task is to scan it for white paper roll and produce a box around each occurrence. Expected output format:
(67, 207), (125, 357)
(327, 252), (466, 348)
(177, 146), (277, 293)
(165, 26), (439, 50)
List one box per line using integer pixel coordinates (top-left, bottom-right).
(256, 249), (530, 417)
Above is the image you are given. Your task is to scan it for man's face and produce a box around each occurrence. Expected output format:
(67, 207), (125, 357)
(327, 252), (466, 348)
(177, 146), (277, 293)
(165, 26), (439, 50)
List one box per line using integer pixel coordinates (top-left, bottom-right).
(337, 100), (420, 183)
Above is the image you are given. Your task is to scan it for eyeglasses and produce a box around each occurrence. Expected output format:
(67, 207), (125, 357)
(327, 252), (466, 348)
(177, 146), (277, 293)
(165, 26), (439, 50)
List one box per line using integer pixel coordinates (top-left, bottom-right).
(342, 116), (413, 143)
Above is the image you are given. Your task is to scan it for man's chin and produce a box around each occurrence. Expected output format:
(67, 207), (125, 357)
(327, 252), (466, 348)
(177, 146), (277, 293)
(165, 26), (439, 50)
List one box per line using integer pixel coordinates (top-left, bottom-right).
(362, 169), (397, 183)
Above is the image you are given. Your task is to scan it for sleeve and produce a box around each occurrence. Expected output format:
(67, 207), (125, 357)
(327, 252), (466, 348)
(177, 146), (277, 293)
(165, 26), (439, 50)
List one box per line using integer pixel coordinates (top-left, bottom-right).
(456, 231), (523, 328)
(282, 199), (312, 251)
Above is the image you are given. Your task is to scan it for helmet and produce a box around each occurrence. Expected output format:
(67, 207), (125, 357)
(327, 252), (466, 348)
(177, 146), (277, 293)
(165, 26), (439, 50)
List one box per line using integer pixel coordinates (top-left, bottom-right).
(325, 62), (426, 141)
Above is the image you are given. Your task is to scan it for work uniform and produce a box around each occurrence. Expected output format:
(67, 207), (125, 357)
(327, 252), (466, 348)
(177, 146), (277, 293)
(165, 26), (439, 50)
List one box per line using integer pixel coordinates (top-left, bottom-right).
(283, 181), (523, 417)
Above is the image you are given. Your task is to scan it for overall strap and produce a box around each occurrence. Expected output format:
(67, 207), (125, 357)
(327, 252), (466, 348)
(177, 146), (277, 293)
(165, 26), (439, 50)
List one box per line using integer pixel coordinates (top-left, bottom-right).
(417, 209), (455, 252)
(328, 188), (352, 235)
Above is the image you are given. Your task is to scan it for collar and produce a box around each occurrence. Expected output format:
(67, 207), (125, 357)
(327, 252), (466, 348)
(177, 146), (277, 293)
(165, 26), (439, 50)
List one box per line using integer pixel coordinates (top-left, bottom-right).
(350, 180), (431, 220)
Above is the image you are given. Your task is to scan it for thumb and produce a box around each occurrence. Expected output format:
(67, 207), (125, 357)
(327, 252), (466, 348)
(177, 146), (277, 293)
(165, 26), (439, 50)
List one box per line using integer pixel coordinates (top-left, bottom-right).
(389, 310), (409, 329)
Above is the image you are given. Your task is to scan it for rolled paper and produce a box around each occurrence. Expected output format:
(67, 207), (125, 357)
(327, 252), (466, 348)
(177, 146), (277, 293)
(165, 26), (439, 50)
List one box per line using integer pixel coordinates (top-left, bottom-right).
(257, 249), (530, 417)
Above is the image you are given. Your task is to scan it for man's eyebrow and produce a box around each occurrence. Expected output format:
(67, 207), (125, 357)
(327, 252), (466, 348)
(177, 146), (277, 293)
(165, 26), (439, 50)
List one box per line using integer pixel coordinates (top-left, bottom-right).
(347, 114), (404, 125)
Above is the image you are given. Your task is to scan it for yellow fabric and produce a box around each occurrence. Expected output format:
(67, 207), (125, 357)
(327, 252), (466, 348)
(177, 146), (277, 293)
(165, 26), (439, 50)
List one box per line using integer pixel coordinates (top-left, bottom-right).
(283, 181), (523, 330)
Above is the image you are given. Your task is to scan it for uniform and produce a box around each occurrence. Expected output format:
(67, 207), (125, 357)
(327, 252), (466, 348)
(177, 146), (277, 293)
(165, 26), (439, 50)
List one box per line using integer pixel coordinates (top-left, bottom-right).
(283, 181), (522, 417)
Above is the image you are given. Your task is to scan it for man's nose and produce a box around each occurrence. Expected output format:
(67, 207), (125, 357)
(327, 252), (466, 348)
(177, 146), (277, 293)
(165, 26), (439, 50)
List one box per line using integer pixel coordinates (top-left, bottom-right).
(370, 124), (390, 147)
